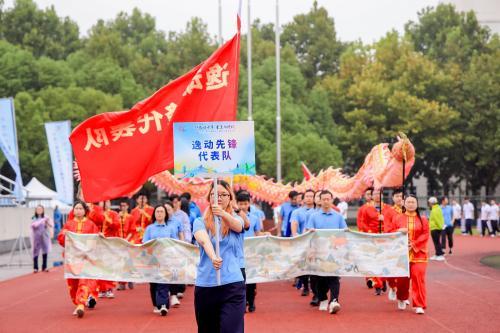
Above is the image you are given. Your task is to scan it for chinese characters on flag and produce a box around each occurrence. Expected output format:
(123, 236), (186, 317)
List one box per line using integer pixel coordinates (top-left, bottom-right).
(70, 31), (240, 202)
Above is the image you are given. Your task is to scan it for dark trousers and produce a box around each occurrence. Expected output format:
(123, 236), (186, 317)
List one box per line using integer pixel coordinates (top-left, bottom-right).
(441, 226), (454, 250)
(194, 281), (246, 333)
(149, 283), (170, 309)
(481, 220), (493, 236)
(300, 275), (310, 291)
(465, 219), (474, 235)
(310, 275), (319, 299)
(246, 283), (256, 306)
(170, 284), (186, 294)
(431, 230), (444, 256)
(491, 220), (498, 235)
(316, 276), (340, 302)
(33, 253), (47, 271)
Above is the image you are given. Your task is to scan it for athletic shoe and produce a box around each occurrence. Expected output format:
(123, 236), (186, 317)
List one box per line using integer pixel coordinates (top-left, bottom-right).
(87, 296), (96, 309)
(415, 307), (425, 314)
(397, 300), (407, 310)
(388, 288), (397, 301)
(160, 305), (168, 316)
(310, 297), (320, 306)
(170, 295), (181, 308)
(105, 290), (115, 299)
(404, 299), (410, 305)
(74, 304), (84, 318)
(435, 256), (445, 261)
(430, 255), (437, 260)
(366, 279), (374, 289)
(248, 303), (256, 312)
(301, 289), (310, 297)
(153, 307), (161, 314)
(98, 291), (105, 298)
(128, 282), (134, 289)
(177, 292), (184, 299)
(328, 300), (341, 314)
(375, 288), (382, 296)
(319, 300), (329, 311)
(117, 284), (125, 291)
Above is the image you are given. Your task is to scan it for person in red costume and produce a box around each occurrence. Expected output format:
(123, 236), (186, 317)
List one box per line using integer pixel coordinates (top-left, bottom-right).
(116, 199), (136, 291)
(130, 194), (154, 244)
(96, 200), (120, 298)
(390, 194), (429, 315)
(57, 201), (99, 318)
(386, 188), (405, 301)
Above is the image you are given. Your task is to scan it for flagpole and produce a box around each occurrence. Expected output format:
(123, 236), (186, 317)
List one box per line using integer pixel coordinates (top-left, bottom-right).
(218, 0), (223, 45)
(275, 0), (282, 182)
(247, 0), (253, 121)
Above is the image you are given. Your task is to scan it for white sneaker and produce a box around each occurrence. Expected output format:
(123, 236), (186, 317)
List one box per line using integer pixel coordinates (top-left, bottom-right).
(415, 307), (425, 314)
(177, 292), (184, 299)
(170, 295), (181, 308)
(319, 300), (329, 311)
(105, 290), (115, 298)
(404, 299), (410, 305)
(397, 300), (407, 310)
(98, 291), (105, 298)
(159, 305), (168, 316)
(430, 255), (437, 261)
(328, 300), (341, 314)
(153, 307), (161, 314)
(435, 256), (445, 262)
(388, 288), (397, 301)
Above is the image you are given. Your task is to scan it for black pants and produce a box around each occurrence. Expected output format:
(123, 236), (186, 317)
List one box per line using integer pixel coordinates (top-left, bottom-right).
(33, 253), (47, 271)
(300, 275), (310, 291)
(170, 284), (186, 294)
(316, 276), (340, 302)
(431, 230), (444, 256)
(441, 226), (454, 250)
(481, 220), (492, 236)
(246, 283), (256, 306)
(150, 283), (170, 309)
(465, 219), (474, 235)
(194, 281), (246, 333)
(491, 220), (498, 235)
(310, 275), (319, 299)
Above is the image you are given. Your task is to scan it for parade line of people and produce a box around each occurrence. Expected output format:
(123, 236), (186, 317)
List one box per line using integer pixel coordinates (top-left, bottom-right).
(48, 184), (500, 331)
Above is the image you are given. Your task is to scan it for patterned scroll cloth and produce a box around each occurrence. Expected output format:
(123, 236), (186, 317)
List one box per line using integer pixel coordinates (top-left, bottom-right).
(64, 230), (409, 284)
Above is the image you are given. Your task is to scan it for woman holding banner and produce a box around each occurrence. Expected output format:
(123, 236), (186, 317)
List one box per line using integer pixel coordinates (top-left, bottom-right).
(193, 180), (245, 333)
(57, 201), (99, 318)
(391, 194), (429, 314)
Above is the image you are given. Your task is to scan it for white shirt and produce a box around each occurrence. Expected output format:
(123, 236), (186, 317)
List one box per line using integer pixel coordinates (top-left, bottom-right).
(480, 204), (491, 220)
(490, 204), (499, 220)
(452, 204), (461, 220)
(337, 201), (348, 219)
(463, 202), (474, 219)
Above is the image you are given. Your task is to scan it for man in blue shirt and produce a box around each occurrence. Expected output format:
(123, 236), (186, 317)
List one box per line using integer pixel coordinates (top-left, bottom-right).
(290, 189), (316, 296)
(306, 190), (347, 315)
(277, 191), (300, 237)
(440, 196), (454, 255)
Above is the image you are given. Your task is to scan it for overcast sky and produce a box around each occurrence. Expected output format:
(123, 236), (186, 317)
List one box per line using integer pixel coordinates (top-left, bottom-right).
(4, 0), (440, 43)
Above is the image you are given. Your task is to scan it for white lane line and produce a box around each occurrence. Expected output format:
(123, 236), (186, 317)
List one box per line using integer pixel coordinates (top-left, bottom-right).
(444, 260), (500, 283)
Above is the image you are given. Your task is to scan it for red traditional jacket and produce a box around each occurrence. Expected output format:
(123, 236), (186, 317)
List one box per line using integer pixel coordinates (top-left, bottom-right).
(57, 217), (99, 247)
(392, 212), (429, 263)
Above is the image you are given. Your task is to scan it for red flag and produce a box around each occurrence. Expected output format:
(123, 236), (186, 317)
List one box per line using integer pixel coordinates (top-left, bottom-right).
(301, 162), (313, 181)
(70, 31), (240, 202)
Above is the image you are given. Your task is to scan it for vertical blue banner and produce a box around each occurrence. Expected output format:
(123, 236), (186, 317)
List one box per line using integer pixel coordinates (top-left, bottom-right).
(45, 121), (74, 205)
(0, 97), (23, 200)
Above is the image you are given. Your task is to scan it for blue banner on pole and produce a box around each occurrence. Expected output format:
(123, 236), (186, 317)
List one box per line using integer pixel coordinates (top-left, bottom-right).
(0, 97), (23, 200)
(45, 121), (74, 205)
(173, 121), (256, 177)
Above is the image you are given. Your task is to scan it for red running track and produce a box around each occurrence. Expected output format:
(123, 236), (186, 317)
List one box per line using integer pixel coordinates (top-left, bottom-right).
(1, 235), (499, 333)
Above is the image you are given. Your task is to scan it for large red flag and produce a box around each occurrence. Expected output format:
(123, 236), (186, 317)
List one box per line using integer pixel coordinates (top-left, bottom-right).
(301, 162), (313, 181)
(70, 31), (240, 202)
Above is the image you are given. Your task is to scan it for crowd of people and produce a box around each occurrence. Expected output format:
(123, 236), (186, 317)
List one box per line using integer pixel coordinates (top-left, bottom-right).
(30, 184), (498, 331)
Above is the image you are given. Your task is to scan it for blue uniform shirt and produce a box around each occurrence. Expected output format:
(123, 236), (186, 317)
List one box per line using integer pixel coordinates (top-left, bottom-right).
(193, 217), (244, 287)
(142, 220), (181, 243)
(306, 209), (347, 230)
(244, 212), (262, 238)
(440, 205), (453, 227)
(280, 201), (300, 236)
(290, 206), (315, 234)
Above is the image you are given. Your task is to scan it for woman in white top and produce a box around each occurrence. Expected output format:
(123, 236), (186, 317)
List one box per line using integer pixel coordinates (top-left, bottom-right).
(462, 198), (475, 235)
(489, 200), (498, 237)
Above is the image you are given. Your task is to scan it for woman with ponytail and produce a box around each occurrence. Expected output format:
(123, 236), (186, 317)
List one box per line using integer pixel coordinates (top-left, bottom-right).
(193, 179), (245, 333)
(392, 194), (429, 314)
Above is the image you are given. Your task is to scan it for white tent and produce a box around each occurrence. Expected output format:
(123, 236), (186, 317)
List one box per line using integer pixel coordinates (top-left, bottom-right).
(23, 177), (72, 212)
